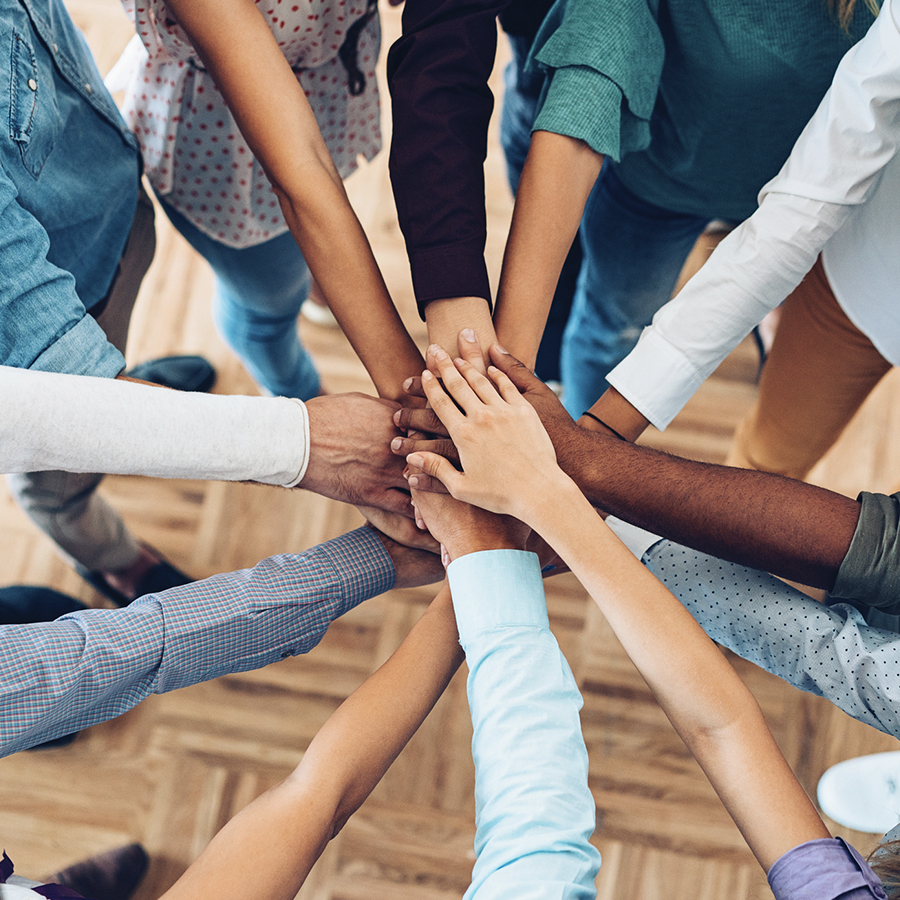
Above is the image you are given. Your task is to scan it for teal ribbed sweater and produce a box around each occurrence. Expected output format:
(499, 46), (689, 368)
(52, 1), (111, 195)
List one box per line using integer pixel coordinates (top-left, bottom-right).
(531, 0), (877, 219)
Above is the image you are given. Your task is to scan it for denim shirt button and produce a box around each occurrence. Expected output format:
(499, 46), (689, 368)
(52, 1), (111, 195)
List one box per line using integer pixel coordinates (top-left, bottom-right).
(52, 43), (58, 53)
(84, 83), (92, 94)
(27, 78), (37, 91)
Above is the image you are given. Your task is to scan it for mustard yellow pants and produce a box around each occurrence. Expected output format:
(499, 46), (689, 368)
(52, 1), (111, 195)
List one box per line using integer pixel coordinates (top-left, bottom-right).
(727, 257), (892, 481)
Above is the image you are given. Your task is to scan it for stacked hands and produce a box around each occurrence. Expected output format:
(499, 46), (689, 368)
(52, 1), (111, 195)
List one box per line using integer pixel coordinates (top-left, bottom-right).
(388, 332), (585, 570)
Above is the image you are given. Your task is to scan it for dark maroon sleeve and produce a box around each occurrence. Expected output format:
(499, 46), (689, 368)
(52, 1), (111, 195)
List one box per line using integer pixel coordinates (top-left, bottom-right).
(387, 0), (513, 315)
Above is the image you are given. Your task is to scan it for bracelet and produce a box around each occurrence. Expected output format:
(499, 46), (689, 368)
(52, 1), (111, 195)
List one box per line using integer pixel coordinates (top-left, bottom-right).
(581, 411), (627, 442)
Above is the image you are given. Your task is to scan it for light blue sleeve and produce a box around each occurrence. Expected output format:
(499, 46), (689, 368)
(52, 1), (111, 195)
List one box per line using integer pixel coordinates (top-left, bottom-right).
(448, 550), (601, 900)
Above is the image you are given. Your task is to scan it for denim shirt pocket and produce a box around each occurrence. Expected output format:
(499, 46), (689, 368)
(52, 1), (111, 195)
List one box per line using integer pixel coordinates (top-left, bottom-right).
(8, 29), (59, 178)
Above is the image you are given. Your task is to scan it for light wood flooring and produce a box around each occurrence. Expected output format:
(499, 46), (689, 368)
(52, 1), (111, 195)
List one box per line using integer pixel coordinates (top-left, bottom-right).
(2, 3), (899, 897)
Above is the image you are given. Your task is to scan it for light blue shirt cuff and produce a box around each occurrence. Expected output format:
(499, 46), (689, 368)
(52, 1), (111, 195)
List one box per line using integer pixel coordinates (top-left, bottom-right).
(447, 550), (545, 646)
(29, 314), (125, 378)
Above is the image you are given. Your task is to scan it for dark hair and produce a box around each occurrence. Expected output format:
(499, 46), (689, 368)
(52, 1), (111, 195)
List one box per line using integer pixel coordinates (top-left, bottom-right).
(826, 0), (880, 31)
(868, 839), (900, 898)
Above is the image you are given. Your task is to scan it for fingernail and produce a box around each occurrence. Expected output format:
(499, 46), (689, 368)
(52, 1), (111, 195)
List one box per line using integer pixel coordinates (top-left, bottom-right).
(393, 410), (402, 424)
(391, 438), (403, 451)
(431, 346), (449, 361)
(408, 475), (419, 488)
(422, 370), (433, 381)
(407, 453), (424, 467)
(494, 343), (509, 354)
(403, 377), (413, 390)
(462, 327), (476, 343)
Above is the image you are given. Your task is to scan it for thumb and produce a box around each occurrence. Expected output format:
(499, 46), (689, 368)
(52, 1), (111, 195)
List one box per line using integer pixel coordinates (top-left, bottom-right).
(488, 344), (540, 395)
(407, 452), (462, 496)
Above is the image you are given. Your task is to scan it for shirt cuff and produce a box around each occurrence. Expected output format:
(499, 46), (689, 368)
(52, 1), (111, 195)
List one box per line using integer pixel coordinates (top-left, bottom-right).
(27, 314), (125, 379)
(447, 549), (545, 647)
(767, 838), (884, 900)
(408, 245), (493, 317)
(606, 516), (663, 560)
(606, 327), (706, 430)
(532, 67), (648, 162)
(831, 492), (900, 614)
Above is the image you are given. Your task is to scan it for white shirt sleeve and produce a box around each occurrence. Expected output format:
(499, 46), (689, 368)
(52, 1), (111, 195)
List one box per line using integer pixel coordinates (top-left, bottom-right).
(0, 366), (309, 487)
(607, 0), (900, 430)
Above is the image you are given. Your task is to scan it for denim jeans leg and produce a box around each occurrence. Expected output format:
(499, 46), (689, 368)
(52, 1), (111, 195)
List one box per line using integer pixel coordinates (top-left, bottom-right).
(560, 164), (709, 418)
(161, 200), (320, 400)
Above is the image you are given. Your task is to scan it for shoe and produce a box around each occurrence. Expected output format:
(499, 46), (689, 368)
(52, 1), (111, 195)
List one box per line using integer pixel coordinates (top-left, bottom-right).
(76, 548), (194, 607)
(817, 751), (900, 833)
(124, 354), (216, 393)
(300, 297), (339, 328)
(45, 843), (149, 900)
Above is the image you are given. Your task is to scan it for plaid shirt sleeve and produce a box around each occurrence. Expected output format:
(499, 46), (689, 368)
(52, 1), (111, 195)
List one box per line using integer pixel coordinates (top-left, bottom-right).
(0, 527), (394, 757)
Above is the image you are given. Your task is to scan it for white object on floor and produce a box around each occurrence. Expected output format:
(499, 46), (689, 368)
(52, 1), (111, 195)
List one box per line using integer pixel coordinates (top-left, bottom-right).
(817, 751), (900, 833)
(300, 297), (339, 328)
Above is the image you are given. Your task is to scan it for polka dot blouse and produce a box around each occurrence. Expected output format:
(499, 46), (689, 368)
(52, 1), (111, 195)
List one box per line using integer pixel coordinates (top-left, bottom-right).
(113, 0), (382, 248)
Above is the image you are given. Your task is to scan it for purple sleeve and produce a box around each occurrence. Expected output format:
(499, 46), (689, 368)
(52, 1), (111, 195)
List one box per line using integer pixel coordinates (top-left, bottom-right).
(387, 0), (512, 315)
(767, 838), (887, 900)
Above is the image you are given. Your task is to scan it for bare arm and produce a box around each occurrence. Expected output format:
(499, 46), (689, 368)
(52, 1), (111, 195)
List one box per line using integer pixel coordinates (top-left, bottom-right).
(487, 349), (860, 590)
(164, 0), (423, 400)
(408, 353), (831, 874)
(160, 585), (461, 900)
(493, 131), (603, 368)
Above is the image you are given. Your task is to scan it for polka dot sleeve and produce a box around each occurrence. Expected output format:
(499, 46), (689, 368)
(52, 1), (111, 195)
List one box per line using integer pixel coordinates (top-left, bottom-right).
(645, 541), (900, 740)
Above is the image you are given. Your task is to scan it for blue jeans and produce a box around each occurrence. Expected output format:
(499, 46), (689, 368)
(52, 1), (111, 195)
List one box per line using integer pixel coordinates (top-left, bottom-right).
(160, 200), (320, 400)
(500, 34), (579, 385)
(560, 163), (711, 418)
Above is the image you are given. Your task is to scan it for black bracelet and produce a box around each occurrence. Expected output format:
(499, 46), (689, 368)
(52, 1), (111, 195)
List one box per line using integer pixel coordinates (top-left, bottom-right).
(581, 411), (627, 442)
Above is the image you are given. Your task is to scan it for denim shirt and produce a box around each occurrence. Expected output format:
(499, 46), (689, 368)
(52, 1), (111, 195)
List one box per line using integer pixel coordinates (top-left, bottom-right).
(0, 0), (139, 376)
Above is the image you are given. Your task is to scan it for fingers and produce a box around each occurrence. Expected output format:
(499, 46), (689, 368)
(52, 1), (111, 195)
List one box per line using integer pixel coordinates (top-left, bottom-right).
(407, 451), (462, 496)
(486, 365), (525, 405)
(421, 366), (469, 429)
(488, 343), (542, 394)
(380, 487), (415, 517)
(402, 375), (427, 401)
(391, 435), (460, 466)
(456, 327), (487, 372)
(393, 406), (450, 438)
(406, 471), (449, 494)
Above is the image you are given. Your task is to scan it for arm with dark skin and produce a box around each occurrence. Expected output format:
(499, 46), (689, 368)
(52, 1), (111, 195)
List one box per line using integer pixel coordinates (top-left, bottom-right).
(393, 342), (860, 591)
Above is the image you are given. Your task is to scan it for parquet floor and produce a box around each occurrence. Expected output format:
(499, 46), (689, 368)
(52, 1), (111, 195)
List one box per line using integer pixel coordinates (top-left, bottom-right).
(2, 3), (899, 898)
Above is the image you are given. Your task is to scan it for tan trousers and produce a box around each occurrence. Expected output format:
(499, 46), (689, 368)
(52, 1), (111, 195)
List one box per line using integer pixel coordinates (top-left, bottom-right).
(727, 256), (892, 481)
(6, 187), (156, 572)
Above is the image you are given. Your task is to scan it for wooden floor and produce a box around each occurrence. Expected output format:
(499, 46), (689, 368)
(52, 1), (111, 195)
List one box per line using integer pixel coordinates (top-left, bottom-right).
(2, 3), (899, 897)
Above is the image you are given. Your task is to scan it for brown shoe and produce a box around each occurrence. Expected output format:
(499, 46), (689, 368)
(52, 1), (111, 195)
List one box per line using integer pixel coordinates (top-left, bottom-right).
(45, 843), (148, 900)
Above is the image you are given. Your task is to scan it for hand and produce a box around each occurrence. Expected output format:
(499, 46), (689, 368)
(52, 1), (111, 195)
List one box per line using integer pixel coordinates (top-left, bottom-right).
(406, 344), (572, 523)
(300, 393), (412, 516)
(366, 523), (444, 588)
(408, 467), (528, 563)
(358, 505), (439, 555)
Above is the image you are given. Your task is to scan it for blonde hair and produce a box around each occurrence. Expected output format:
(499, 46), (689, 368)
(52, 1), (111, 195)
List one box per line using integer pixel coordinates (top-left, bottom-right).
(868, 839), (900, 898)
(827, 0), (881, 31)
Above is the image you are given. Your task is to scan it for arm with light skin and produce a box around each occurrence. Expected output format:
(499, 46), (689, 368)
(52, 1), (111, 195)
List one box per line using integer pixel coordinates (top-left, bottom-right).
(162, 0), (423, 401)
(492, 131), (603, 370)
(393, 341), (860, 590)
(407, 352), (831, 874)
(159, 583), (460, 900)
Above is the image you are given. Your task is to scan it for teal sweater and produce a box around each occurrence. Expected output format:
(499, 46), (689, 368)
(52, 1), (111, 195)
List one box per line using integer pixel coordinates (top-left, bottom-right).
(531, 0), (876, 220)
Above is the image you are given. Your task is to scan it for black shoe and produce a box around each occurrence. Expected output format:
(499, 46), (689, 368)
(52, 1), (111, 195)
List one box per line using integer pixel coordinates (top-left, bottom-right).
(45, 842), (149, 900)
(124, 354), (216, 393)
(76, 550), (194, 607)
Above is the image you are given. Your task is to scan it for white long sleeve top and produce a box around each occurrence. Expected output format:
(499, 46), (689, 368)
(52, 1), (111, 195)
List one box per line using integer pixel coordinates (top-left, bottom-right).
(0, 366), (309, 487)
(606, 0), (900, 430)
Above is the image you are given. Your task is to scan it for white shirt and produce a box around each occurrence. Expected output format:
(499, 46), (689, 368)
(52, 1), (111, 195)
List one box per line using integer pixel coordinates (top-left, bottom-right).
(606, 0), (900, 430)
(0, 367), (309, 487)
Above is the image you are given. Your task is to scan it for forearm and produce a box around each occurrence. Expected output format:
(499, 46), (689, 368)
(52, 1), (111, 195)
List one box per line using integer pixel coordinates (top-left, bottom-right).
(425, 297), (496, 370)
(165, 0), (422, 400)
(530, 492), (828, 871)
(3, 367), (308, 486)
(556, 429), (860, 589)
(278, 188), (425, 398)
(494, 131), (603, 368)
(161, 586), (461, 900)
